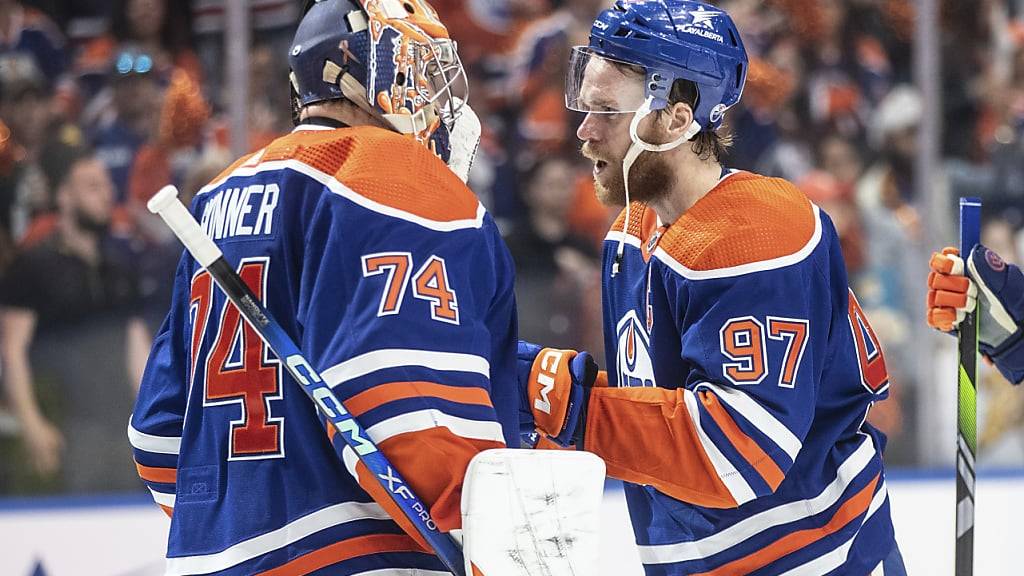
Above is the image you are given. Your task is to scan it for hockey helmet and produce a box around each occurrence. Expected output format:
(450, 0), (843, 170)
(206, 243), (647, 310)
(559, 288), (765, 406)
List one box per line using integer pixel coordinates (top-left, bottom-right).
(565, 0), (747, 136)
(289, 0), (467, 161)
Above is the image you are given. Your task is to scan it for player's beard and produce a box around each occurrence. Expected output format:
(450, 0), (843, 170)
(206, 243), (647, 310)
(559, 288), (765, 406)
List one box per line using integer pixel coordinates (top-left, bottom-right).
(583, 144), (675, 207)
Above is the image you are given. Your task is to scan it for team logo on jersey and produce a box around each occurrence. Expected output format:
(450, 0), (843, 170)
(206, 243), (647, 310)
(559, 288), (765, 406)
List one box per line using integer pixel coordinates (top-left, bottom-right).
(616, 310), (656, 388)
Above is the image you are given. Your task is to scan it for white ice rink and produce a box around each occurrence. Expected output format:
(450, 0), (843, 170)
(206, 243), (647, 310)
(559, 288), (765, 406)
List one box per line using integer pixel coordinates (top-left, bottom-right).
(1, 473), (1022, 575)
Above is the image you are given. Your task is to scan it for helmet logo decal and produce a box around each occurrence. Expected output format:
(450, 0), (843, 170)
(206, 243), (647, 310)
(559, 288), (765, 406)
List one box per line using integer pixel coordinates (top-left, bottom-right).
(689, 6), (722, 30)
(678, 6), (724, 43)
(709, 103), (727, 124)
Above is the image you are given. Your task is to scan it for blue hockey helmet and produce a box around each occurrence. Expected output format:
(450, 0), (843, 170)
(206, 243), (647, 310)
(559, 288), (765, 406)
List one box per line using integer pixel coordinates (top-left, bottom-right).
(288, 0), (468, 160)
(566, 0), (748, 134)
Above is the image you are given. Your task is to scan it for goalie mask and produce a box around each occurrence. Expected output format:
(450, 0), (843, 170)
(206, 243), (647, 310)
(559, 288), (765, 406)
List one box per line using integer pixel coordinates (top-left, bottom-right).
(289, 0), (468, 162)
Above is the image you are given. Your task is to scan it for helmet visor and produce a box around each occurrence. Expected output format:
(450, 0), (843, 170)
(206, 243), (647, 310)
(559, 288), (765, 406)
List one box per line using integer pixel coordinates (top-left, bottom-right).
(565, 46), (648, 114)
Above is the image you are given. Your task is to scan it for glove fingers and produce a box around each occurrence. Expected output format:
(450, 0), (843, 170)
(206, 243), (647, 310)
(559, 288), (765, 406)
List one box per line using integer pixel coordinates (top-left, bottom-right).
(929, 288), (973, 309)
(928, 270), (971, 293)
(930, 248), (963, 275)
(927, 307), (958, 331)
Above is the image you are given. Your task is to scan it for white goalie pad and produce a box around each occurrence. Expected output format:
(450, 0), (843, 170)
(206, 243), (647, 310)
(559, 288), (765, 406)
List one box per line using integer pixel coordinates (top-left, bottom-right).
(461, 449), (606, 576)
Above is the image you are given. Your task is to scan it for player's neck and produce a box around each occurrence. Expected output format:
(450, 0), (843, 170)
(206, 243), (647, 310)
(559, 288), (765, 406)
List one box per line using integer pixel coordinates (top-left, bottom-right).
(299, 101), (390, 130)
(649, 156), (724, 225)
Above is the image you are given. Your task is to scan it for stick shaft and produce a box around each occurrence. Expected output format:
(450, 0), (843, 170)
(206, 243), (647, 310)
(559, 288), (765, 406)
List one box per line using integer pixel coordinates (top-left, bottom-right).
(148, 187), (466, 575)
(956, 197), (981, 576)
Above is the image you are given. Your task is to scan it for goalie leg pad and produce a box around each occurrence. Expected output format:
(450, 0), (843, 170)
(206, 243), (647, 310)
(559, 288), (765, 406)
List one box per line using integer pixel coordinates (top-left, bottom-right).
(461, 449), (606, 576)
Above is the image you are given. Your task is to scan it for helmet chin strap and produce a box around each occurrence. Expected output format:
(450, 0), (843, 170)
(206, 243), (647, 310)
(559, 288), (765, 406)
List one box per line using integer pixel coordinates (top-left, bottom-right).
(611, 97), (701, 276)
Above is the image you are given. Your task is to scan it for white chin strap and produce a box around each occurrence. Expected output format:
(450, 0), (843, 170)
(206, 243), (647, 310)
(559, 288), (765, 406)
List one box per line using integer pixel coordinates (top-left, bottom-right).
(611, 97), (701, 276)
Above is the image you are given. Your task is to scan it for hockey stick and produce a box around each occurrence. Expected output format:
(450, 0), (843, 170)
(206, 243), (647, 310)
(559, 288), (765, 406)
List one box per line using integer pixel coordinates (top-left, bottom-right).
(955, 197), (981, 576)
(147, 186), (466, 576)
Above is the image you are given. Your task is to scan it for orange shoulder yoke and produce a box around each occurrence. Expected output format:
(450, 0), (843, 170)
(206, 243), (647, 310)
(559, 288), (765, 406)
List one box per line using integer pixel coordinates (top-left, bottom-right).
(208, 127), (480, 223)
(659, 172), (816, 272)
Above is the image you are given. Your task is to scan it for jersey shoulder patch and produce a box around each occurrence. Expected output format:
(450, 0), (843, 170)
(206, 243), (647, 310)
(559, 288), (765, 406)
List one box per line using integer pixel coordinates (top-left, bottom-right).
(657, 172), (819, 276)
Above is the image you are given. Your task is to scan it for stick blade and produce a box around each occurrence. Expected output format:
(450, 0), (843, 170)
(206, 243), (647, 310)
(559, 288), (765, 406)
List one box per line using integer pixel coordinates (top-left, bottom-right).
(462, 449), (606, 576)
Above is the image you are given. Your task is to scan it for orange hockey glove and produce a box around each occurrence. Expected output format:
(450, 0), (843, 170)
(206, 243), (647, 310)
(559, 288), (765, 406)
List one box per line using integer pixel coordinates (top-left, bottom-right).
(927, 247), (977, 332)
(517, 342), (598, 447)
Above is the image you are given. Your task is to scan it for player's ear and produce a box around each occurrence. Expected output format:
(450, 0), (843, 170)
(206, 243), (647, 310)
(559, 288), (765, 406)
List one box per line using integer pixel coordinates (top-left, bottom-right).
(663, 101), (694, 139)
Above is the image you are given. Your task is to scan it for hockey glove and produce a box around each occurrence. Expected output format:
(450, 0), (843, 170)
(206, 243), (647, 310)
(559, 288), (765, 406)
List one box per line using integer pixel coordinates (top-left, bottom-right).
(517, 341), (598, 447)
(928, 245), (1024, 384)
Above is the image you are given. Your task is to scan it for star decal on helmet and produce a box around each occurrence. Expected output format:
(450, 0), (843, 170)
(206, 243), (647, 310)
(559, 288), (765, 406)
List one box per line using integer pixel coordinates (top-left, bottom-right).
(689, 5), (722, 30)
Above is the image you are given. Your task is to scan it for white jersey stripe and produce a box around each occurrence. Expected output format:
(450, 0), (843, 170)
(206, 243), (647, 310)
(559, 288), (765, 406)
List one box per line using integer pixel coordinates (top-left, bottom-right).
(321, 349), (491, 388)
(127, 418), (181, 455)
(165, 501), (392, 575)
(778, 480), (888, 576)
(683, 389), (756, 506)
(353, 571), (451, 576)
(637, 435), (877, 564)
(339, 409), (505, 490)
(197, 158), (487, 232)
(365, 409), (505, 445)
(149, 488), (175, 508)
(697, 382), (803, 461)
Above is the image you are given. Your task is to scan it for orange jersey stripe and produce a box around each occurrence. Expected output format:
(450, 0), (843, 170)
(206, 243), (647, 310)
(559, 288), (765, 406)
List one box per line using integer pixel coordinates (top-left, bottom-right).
(345, 381), (494, 417)
(135, 461), (177, 484)
(255, 533), (424, 576)
(690, 474), (881, 576)
(585, 386), (737, 508)
(699, 390), (785, 490)
(159, 504), (174, 518)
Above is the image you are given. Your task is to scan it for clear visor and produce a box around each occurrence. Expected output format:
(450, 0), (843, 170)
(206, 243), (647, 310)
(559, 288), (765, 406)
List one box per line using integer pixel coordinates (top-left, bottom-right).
(421, 38), (468, 128)
(565, 46), (648, 114)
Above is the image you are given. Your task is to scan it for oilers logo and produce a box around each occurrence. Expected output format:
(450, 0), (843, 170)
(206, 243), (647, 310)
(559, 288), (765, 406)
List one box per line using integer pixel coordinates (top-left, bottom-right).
(616, 310), (657, 388)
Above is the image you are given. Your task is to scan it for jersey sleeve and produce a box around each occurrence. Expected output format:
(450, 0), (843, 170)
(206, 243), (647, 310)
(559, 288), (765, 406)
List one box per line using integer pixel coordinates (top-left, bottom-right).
(299, 192), (508, 538)
(128, 253), (192, 517)
(586, 260), (828, 509)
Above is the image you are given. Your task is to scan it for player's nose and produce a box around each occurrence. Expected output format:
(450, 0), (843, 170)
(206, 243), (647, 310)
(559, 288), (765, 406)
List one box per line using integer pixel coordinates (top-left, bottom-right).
(577, 113), (601, 143)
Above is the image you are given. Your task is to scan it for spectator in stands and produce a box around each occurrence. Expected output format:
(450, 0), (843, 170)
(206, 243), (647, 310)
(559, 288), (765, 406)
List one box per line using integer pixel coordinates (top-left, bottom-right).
(0, 143), (149, 492)
(0, 0), (67, 84)
(88, 47), (162, 202)
(109, 0), (198, 80)
(0, 56), (55, 248)
(504, 155), (602, 356)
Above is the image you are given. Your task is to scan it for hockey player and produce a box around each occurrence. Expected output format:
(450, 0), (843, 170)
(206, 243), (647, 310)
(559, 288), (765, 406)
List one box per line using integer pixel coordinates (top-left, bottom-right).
(518, 1), (906, 574)
(928, 245), (1024, 384)
(128, 0), (519, 573)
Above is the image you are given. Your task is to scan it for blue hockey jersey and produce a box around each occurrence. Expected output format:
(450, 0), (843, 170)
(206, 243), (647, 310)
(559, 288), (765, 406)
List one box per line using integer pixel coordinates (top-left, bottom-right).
(128, 123), (519, 575)
(588, 170), (896, 575)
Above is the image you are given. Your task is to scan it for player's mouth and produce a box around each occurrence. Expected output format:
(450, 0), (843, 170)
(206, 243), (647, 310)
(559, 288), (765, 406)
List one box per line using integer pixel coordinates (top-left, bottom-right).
(594, 160), (608, 175)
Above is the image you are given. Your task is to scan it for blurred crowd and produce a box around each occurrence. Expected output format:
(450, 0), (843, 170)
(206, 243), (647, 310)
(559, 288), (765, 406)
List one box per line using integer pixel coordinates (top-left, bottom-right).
(0, 0), (1023, 496)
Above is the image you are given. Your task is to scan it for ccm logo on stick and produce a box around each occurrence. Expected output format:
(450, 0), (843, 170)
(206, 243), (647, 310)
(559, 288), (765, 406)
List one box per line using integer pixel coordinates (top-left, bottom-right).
(533, 350), (565, 415)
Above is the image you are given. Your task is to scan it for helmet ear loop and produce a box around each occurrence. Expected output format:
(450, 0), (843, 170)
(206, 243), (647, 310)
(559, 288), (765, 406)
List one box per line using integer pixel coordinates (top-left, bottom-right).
(611, 96), (693, 277)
